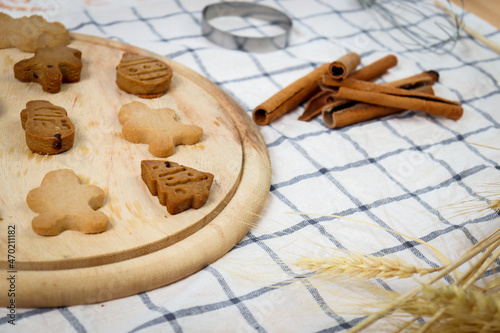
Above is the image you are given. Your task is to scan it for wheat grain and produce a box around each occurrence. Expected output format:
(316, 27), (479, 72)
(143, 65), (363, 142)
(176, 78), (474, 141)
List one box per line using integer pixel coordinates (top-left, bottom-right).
(489, 198), (500, 213)
(485, 277), (500, 294)
(296, 253), (444, 280)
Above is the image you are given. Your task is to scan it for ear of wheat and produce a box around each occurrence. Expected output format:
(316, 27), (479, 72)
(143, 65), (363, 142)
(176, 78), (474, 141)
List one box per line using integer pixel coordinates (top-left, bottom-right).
(289, 171), (500, 332)
(296, 253), (444, 280)
(398, 285), (500, 332)
(349, 229), (500, 333)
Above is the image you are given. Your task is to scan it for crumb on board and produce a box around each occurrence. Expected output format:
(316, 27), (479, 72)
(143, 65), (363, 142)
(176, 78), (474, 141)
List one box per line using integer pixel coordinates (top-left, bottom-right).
(77, 145), (91, 155)
(87, 120), (100, 127)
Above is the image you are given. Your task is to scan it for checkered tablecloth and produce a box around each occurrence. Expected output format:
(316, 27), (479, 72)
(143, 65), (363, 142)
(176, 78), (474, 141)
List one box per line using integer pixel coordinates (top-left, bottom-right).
(1, 0), (500, 332)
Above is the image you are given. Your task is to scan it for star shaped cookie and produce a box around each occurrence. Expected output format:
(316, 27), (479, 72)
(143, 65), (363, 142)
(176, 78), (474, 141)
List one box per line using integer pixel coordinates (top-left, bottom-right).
(14, 45), (82, 93)
(118, 101), (203, 157)
(26, 169), (109, 236)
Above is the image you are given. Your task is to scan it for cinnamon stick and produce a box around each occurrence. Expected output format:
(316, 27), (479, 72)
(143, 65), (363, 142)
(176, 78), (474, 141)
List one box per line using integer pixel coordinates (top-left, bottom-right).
(322, 70), (438, 90)
(322, 72), (439, 127)
(299, 54), (398, 121)
(299, 90), (335, 122)
(253, 62), (330, 126)
(383, 70), (439, 89)
(253, 52), (369, 125)
(328, 52), (361, 79)
(349, 54), (399, 81)
(323, 86), (435, 128)
(327, 77), (463, 120)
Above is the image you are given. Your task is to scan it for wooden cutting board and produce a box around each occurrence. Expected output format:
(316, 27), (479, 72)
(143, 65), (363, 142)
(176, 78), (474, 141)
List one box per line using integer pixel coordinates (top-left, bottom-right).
(0, 33), (271, 307)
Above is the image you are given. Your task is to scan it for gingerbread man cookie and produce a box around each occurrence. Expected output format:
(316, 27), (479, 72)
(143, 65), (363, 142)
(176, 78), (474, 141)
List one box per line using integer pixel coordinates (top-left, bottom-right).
(26, 169), (109, 236)
(118, 101), (203, 157)
(14, 45), (82, 93)
(141, 160), (214, 215)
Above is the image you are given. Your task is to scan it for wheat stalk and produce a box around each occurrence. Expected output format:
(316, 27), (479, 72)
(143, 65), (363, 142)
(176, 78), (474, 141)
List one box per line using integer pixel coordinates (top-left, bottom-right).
(485, 277), (500, 294)
(296, 253), (444, 280)
(291, 183), (500, 332)
(348, 229), (500, 333)
(456, 241), (500, 289)
(466, 142), (500, 150)
(399, 285), (500, 332)
(435, 1), (500, 55)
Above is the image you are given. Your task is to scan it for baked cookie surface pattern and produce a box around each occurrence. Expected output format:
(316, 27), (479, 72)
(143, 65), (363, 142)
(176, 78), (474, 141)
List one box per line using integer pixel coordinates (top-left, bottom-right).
(21, 100), (75, 155)
(116, 52), (173, 98)
(118, 101), (203, 157)
(26, 169), (109, 236)
(141, 160), (214, 215)
(0, 13), (70, 52)
(14, 45), (82, 93)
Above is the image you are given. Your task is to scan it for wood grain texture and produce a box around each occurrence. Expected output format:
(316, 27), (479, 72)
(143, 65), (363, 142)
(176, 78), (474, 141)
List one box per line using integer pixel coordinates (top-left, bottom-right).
(0, 33), (271, 307)
(450, 0), (500, 30)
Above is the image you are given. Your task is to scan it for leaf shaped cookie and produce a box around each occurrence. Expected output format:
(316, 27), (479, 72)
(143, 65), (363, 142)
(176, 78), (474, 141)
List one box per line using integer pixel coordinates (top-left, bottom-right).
(26, 169), (109, 236)
(118, 101), (203, 157)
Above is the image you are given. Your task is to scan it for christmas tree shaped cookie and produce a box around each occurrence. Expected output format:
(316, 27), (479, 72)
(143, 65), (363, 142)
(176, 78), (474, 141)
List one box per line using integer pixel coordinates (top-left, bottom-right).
(141, 160), (214, 215)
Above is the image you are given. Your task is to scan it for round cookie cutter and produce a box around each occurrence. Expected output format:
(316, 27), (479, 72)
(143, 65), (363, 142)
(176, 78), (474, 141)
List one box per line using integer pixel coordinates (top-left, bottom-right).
(201, 2), (292, 52)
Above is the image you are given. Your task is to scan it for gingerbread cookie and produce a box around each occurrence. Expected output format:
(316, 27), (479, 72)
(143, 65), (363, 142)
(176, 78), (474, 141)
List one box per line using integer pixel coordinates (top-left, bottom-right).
(0, 13), (70, 52)
(116, 52), (173, 98)
(141, 160), (214, 215)
(26, 169), (109, 236)
(20, 100), (75, 155)
(118, 101), (203, 157)
(14, 45), (82, 93)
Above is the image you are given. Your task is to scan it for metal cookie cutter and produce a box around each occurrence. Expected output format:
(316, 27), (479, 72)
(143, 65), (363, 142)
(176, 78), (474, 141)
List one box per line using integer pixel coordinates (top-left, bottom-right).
(201, 2), (292, 52)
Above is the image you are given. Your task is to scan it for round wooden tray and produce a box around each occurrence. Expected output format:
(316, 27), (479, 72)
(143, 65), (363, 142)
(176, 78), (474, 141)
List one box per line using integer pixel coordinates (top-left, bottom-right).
(0, 33), (271, 307)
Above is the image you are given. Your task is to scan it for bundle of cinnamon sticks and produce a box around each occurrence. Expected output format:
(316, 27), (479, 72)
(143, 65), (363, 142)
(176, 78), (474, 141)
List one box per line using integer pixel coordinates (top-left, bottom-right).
(252, 52), (463, 128)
